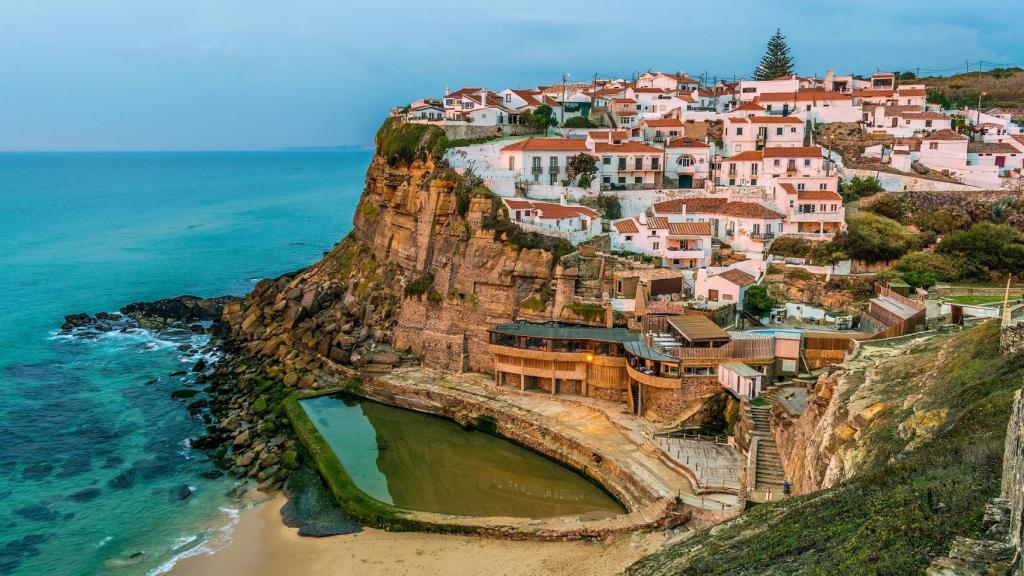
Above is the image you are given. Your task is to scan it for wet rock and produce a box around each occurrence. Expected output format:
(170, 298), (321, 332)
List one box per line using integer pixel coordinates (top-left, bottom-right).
(235, 452), (254, 468)
(14, 504), (60, 522)
(68, 487), (102, 503)
(225, 484), (249, 499)
(192, 359), (206, 372)
(63, 313), (93, 329)
(233, 430), (252, 447)
(144, 377), (160, 385)
(220, 414), (240, 431)
(172, 485), (193, 501)
(169, 370), (187, 377)
(107, 469), (136, 490)
(259, 453), (280, 469)
(171, 389), (198, 400)
(187, 398), (208, 415)
(177, 344), (193, 352)
(22, 463), (53, 480)
(95, 312), (122, 321)
(201, 470), (224, 480)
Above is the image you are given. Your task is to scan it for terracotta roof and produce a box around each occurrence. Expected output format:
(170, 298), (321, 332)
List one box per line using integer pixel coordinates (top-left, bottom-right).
(643, 118), (685, 128)
(923, 129), (966, 141)
(511, 90), (541, 107)
(645, 301), (690, 315)
(667, 136), (710, 149)
(716, 268), (757, 288)
(653, 197), (727, 214)
(778, 183), (798, 195)
(647, 216), (669, 229)
(633, 87), (673, 94)
(588, 130), (629, 141)
(718, 201), (785, 219)
(897, 88), (927, 96)
(734, 102), (765, 112)
(728, 115), (804, 124)
(797, 190), (842, 201)
(446, 87), (484, 99)
(612, 218), (639, 234)
(504, 199), (598, 220)
(762, 146), (823, 158)
(756, 89), (852, 103)
(853, 89), (896, 98)
(611, 98), (637, 104)
(968, 142), (1019, 154)
(500, 138), (591, 152)
(593, 142), (663, 154)
(727, 150), (763, 161)
(668, 222), (711, 236)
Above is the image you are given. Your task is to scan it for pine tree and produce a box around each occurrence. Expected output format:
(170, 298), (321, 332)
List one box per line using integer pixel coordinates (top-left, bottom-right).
(754, 29), (794, 81)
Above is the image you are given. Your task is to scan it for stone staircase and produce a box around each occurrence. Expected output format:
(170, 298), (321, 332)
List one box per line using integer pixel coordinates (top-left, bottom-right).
(747, 385), (787, 494)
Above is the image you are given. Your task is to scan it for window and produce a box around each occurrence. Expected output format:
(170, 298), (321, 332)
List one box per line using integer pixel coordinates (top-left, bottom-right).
(798, 204), (815, 213)
(723, 294), (734, 301)
(791, 127), (797, 133)
(766, 105), (773, 111)
(602, 156), (611, 165)
(652, 157), (660, 169)
(616, 280), (622, 293)
(679, 156), (693, 167)
(549, 156), (558, 169)
(796, 183), (805, 190)
(729, 179), (735, 186)
(509, 156), (515, 171)
(625, 235), (633, 241)
(532, 156), (541, 169)
(774, 159), (781, 167)
(728, 163), (737, 176)
(776, 127), (783, 136)
(925, 120), (933, 128)
(819, 183), (827, 190)
(804, 159), (811, 167)
(787, 159), (797, 172)
(618, 176), (626, 184)
(734, 144), (742, 152)
(736, 127), (744, 135)
(635, 157), (643, 170)
(618, 157), (626, 170)
(652, 242), (660, 250)
(751, 163), (758, 175)
(602, 176), (610, 184)
(634, 177), (643, 184)
(929, 142), (938, 150)
(505, 93), (511, 102)
(684, 366), (717, 376)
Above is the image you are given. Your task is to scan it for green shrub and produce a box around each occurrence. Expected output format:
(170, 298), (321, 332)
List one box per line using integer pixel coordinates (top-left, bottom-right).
(565, 302), (605, 322)
(865, 193), (907, 221)
(375, 117), (445, 166)
(743, 284), (776, 316)
(839, 175), (884, 203)
(252, 398), (268, 413)
(562, 115), (596, 128)
(404, 274), (434, 297)
(768, 236), (811, 259)
(894, 251), (967, 283)
(833, 212), (915, 263)
(520, 296), (547, 312)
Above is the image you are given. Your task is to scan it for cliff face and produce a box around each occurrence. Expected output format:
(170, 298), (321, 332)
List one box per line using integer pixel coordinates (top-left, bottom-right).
(221, 124), (566, 382)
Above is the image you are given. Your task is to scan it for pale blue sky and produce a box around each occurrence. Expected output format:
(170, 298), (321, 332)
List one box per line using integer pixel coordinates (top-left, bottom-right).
(1, 0), (1021, 151)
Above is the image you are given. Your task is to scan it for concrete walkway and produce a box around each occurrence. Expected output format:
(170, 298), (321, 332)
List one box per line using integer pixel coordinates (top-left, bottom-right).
(379, 368), (741, 512)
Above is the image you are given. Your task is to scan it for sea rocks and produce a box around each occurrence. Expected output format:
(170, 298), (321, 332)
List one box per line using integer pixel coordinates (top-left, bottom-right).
(120, 295), (240, 325)
(170, 389), (198, 400)
(171, 485), (193, 501)
(107, 469), (136, 490)
(68, 487), (102, 502)
(22, 463), (53, 480)
(14, 504), (60, 522)
(62, 313), (93, 330)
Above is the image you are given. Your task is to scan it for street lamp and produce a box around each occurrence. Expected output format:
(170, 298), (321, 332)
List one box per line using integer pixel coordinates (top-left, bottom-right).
(977, 91), (987, 126)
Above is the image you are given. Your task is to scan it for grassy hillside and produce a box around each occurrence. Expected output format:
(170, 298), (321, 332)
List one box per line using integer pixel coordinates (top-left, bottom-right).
(629, 321), (1024, 576)
(918, 67), (1024, 115)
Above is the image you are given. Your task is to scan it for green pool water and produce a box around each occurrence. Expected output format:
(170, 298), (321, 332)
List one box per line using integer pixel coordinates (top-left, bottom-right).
(299, 395), (627, 519)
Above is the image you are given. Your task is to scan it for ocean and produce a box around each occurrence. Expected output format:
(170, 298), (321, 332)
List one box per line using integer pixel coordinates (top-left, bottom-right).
(0, 150), (371, 576)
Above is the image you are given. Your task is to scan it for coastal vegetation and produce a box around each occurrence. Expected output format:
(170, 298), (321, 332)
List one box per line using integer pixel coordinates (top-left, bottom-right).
(629, 321), (1024, 575)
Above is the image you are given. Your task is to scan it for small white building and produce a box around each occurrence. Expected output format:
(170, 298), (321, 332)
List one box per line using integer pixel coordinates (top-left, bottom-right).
(719, 362), (763, 399)
(499, 138), (592, 186)
(694, 267), (759, 305)
(503, 199), (601, 244)
(723, 116), (805, 155)
(665, 137), (712, 189)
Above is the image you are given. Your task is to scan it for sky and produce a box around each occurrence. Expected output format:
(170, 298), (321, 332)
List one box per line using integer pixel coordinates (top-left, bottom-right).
(1, 0), (1022, 151)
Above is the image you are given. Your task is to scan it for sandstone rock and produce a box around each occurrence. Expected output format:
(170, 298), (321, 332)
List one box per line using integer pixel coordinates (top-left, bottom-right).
(298, 374), (316, 389)
(283, 372), (298, 387)
(373, 351), (401, 366)
(233, 430), (251, 447)
(235, 451), (254, 467)
(259, 453), (280, 468)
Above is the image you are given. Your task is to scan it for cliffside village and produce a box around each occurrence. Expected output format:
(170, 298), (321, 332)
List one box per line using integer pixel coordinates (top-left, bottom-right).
(386, 70), (1022, 431)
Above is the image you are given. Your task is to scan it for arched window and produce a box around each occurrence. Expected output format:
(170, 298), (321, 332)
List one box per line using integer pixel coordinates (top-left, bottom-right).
(677, 155), (694, 167)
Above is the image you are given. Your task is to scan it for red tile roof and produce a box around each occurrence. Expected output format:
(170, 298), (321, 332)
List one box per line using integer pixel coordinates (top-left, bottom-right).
(718, 201), (785, 219)
(734, 102), (765, 112)
(667, 136), (710, 149)
(653, 197), (728, 214)
(647, 216), (669, 229)
(853, 89), (896, 98)
(897, 88), (927, 96)
(505, 199), (599, 220)
(728, 115), (804, 124)
(500, 138), (591, 152)
(902, 111), (949, 120)
(716, 268), (757, 287)
(762, 146), (823, 158)
(668, 222), (712, 236)
(643, 118), (685, 128)
(727, 150), (764, 161)
(612, 218), (639, 234)
(923, 129), (966, 141)
(797, 190), (842, 201)
(968, 142), (1019, 154)
(756, 89), (852, 103)
(593, 142), (663, 154)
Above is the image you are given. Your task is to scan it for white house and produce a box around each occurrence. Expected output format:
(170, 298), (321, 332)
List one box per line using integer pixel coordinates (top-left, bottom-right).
(719, 362), (763, 399)
(498, 138), (591, 185)
(665, 136), (712, 189)
(776, 184), (845, 238)
(596, 141), (665, 189)
(504, 199), (601, 244)
(755, 89), (859, 122)
(610, 216), (712, 269)
(694, 266), (760, 305)
(723, 116), (805, 155)
(637, 72), (699, 91)
(968, 142), (1023, 175)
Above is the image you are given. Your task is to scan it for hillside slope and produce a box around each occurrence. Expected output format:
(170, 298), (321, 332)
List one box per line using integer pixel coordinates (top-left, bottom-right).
(919, 67), (1024, 114)
(629, 321), (1024, 575)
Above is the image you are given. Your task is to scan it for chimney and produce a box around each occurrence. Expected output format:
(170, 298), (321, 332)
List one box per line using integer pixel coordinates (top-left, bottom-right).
(444, 86), (450, 96)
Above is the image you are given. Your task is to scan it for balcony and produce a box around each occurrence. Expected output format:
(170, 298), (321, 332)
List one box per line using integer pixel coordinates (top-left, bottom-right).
(548, 165), (560, 175)
(665, 248), (707, 260)
(725, 228), (735, 237)
(531, 165), (544, 175)
(750, 232), (776, 241)
(626, 364), (681, 389)
(789, 211), (844, 223)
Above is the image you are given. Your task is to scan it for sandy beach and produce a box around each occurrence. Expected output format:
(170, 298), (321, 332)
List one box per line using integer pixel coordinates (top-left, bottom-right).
(170, 494), (662, 576)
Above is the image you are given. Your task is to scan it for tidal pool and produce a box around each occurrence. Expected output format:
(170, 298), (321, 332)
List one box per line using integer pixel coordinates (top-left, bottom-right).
(299, 395), (626, 519)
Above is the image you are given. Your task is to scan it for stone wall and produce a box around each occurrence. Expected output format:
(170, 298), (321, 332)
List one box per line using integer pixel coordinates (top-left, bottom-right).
(1002, 324), (1024, 355)
(641, 377), (721, 425)
(442, 124), (535, 140)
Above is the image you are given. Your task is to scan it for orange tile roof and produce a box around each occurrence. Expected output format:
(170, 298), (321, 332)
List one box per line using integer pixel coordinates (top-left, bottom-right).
(762, 146), (822, 158)
(897, 88), (927, 96)
(643, 118), (685, 128)
(728, 115), (804, 124)
(647, 216), (669, 229)
(668, 222), (711, 236)
(902, 111), (949, 120)
(667, 136), (710, 148)
(853, 89), (895, 98)
(653, 197), (728, 214)
(500, 138), (591, 152)
(511, 90), (541, 107)
(717, 268), (757, 287)
(923, 129), (966, 141)
(734, 102), (765, 112)
(593, 142), (663, 154)
(505, 199), (599, 220)
(778, 182), (798, 195)
(718, 201), (785, 220)
(797, 190), (842, 201)
(756, 89), (852, 103)
(727, 150), (764, 161)
(612, 218), (639, 234)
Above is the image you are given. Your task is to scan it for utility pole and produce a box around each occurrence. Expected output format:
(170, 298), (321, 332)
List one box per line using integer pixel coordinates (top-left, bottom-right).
(561, 72), (570, 125)
(977, 91), (987, 126)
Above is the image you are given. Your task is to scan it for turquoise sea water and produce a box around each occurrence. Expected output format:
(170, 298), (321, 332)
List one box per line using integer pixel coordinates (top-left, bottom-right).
(0, 151), (370, 576)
